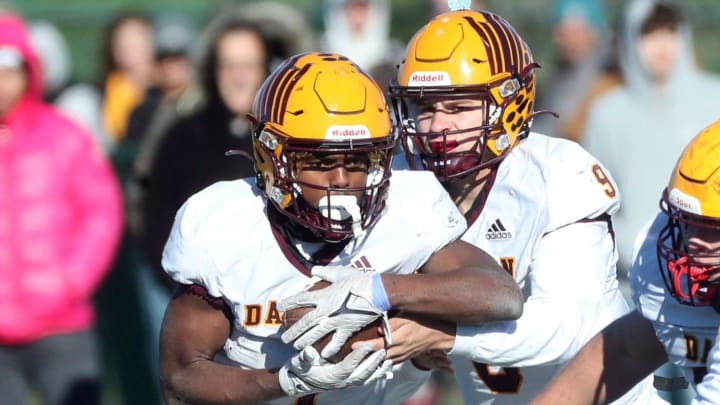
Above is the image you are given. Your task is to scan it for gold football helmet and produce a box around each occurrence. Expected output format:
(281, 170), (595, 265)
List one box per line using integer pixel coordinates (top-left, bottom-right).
(658, 119), (720, 307)
(389, 10), (538, 181)
(249, 52), (394, 241)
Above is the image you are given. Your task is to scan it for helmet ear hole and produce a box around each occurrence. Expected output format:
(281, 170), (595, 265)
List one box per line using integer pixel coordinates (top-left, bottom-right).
(255, 172), (265, 190)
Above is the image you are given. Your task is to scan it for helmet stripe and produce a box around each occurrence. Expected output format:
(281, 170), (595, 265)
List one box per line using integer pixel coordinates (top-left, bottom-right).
(275, 63), (310, 125)
(484, 19), (510, 74)
(490, 12), (525, 73)
(489, 14), (518, 71)
(271, 55), (305, 124)
(485, 16), (516, 74)
(463, 16), (499, 75)
(269, 67), (294, 123)
(259, 58), (291, 122)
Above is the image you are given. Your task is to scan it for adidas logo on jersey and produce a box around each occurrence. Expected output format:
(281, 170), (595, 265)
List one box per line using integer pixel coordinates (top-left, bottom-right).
(352, 256), (376, 273)
(486, 219), (512, 240)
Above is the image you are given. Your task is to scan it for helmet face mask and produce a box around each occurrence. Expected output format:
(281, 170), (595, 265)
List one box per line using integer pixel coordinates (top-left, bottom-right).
(656, 120), (720, 309)
(270, 138), (392, 241)
(390, 10), (538, 182)
(393, 85), (508, 181)
(250, 53), (394, 242)
(658, 194), (720, 307)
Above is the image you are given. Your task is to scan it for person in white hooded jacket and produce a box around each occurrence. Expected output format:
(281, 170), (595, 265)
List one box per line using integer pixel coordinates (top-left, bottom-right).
(318, 0), (404, 89)
(582, 0), (720, 275)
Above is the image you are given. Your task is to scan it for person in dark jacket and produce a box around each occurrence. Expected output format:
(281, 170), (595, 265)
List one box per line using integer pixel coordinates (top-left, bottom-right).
(141, 18), (271, 289)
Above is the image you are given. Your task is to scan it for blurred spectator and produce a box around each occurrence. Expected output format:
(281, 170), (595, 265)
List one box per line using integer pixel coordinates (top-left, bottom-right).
(86, 12), (180, 405)
(29, 20), (111, 154)
(0, 13), (122, 405)
(117, 11), (196, 238)
(533, 0), (613, 141)
(557, 30), (624, 143)
(582, 0), (720, 275)
(121, 13), (197, 224)
(116, 13), (194, 182)
(319, 0), (404, 88)
(99, 12), (154, 145)
(212, 0), (316, 70)
(123, 14), (193, 146)
(99, 15), (195, 403)
(128, 2), (314, 235)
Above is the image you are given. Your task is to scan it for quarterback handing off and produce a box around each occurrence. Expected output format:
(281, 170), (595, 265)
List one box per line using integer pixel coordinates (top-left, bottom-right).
(533, 120), (720, 404)
(159, 52), (521, 404)
(376, 5), (656, 404)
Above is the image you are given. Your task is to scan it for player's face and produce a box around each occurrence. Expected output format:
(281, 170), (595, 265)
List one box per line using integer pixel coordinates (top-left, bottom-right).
(684, 224), (720, 281)
(294, 152), (370, 208)
(414, 98), (487, 154)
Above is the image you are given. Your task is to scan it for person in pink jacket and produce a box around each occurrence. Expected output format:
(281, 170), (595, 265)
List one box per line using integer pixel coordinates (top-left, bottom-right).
(0, 13), (123, 405)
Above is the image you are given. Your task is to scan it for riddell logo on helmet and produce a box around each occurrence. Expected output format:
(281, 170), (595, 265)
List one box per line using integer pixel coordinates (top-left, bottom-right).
(408, 71), (450, 86)
(325, 125), (370, 140)
(669, 188), (702, 215)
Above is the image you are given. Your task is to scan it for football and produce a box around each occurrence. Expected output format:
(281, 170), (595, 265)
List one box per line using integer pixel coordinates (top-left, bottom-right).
(282, 280), (384, 363)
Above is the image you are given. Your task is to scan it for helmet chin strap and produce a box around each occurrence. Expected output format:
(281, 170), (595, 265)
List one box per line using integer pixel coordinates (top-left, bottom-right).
(318, 195), (363, 238)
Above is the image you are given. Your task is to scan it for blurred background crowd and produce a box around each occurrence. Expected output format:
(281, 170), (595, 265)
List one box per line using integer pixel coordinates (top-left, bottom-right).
(2, 0), (720, 404)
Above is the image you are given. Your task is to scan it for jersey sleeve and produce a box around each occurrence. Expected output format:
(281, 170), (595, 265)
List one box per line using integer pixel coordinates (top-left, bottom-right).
(629, 215), (666, 318)
(161, 192), (223, 298)
(450, 220), (630, 366)
(545, 141), (621, 231)
(693, 328), (720, 405)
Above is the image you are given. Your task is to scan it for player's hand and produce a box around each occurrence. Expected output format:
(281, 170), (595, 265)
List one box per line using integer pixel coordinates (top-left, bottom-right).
(278, 266), (383, 358)
(353, 316), (456, 363)
(278, 343), (393, 397)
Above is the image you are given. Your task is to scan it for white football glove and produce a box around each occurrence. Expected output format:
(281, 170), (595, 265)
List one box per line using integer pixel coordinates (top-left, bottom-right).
(278, 266), (384, 358)
(278, 343), (393, 397)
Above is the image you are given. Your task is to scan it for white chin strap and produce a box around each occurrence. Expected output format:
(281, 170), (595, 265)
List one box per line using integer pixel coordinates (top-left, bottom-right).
(318, 195), (363, 237)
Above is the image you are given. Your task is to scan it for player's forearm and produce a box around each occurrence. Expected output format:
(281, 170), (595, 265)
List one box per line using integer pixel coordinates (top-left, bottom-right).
(601, 312), (666, 402)
(162, 360), (284, 405)
(450, 298), (584, 366)
(382, 267), (523, 323)
(532, 311), (666, 405)
(531, 333), (609, 405)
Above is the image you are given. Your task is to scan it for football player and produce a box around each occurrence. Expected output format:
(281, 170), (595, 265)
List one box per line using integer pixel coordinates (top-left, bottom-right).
(533, 119), (720, 404)
(159, 52), (522, 404)
(333, 7), (654, 404)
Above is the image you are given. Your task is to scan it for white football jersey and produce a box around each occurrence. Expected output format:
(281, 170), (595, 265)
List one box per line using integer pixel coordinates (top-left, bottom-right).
(694, 334), (720, 404)
(434, 134), (653, 404)
(632, 212), (720, 404)
(161, 170), (466, 405)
